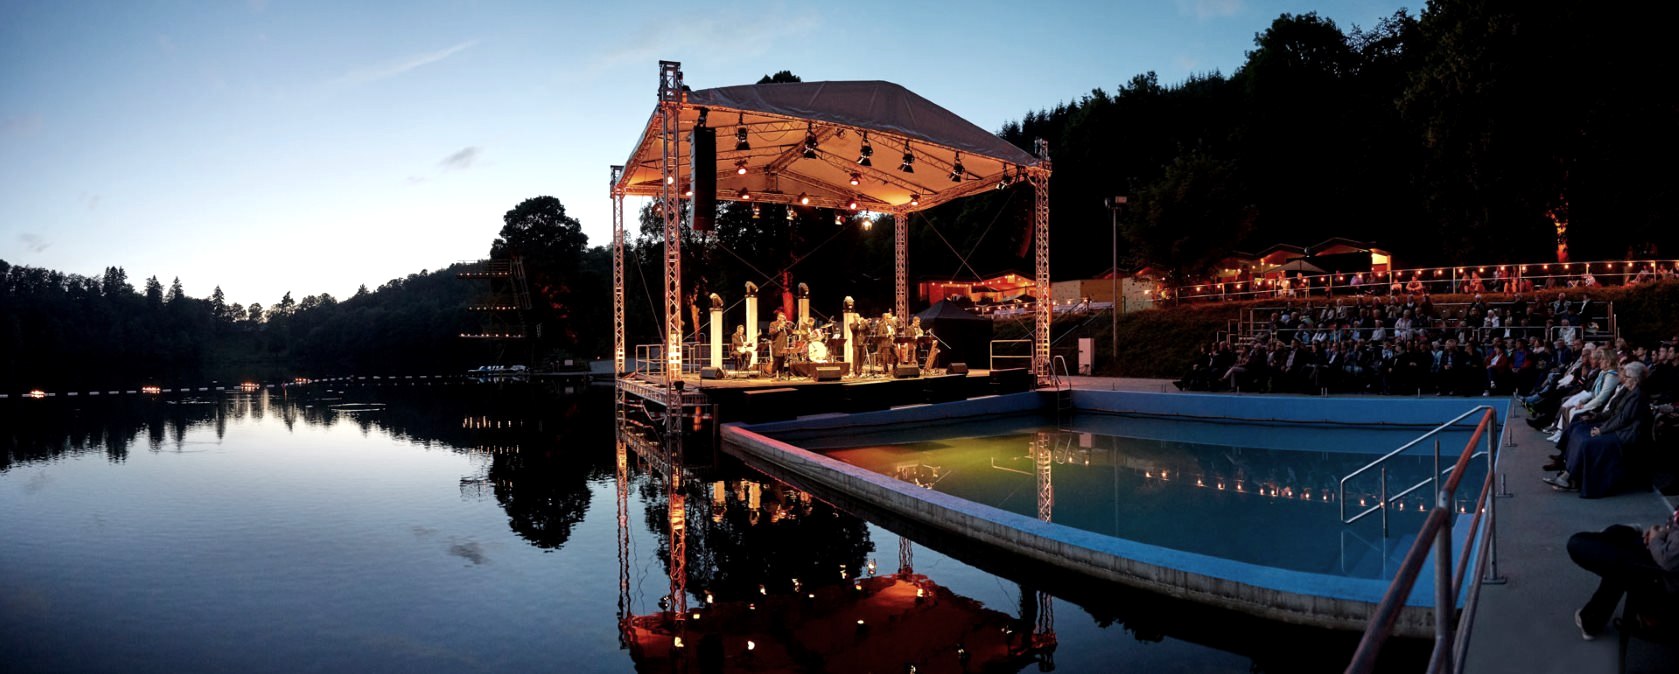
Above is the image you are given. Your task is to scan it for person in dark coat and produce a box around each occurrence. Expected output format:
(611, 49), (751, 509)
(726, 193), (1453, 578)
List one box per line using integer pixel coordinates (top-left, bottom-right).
(1544, 362), (1652, 497)
(1566, 508), (1679, 639)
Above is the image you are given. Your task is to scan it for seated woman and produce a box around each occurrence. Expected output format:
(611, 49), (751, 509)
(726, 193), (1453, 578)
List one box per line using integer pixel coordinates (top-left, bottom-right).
(1545, 361), (1652, 497)
(1566, 508), (1679, 639)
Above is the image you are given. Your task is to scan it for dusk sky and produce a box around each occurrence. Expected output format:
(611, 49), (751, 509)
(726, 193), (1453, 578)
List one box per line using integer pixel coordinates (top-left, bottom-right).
(0, 0), (1411, 306)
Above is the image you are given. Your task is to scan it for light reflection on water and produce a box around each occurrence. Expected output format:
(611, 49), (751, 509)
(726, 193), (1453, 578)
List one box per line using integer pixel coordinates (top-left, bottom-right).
(0, 386), (1403, 673)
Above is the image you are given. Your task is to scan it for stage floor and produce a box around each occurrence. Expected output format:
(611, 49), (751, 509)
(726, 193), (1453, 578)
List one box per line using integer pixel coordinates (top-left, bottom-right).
(624, 367), (1033, 423)
(641, 368), (992, 390)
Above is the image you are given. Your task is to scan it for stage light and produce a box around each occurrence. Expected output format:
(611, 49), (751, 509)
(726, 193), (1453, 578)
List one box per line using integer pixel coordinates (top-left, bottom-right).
(695, 107), (709, 128)
(849, 172), (861, 186)
(835, 213), (844, 225)
(909, 194), (920, 206)
(798, 192), (810, 205)
(737, 188), (751, 200)
(996, 167), (1013, 190)
(735, 159), (748, 175)
(848, 196), (859, 210)
(751, 204), (761, 219)
(786, 208), (795, 221)
(899, 143), (915, 173)
(862, 219), (873, 231)
(858, 132), (873, 166)
(735, 112), (750, 151)
(949, 152), (965, 182)
(802, 123), (818, 159)
(683, 184), (693, 198)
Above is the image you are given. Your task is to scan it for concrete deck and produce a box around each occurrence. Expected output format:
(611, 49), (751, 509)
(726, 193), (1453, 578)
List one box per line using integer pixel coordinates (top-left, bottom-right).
(1461, 406), (1677, 674)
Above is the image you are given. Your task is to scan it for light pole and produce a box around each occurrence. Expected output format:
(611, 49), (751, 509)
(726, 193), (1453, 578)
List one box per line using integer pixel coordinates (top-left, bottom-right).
(1104, 196), (1128, 369)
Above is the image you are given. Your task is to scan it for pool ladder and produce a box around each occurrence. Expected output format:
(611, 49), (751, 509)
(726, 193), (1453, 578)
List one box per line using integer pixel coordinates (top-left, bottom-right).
(1049, 355), (1073, 428)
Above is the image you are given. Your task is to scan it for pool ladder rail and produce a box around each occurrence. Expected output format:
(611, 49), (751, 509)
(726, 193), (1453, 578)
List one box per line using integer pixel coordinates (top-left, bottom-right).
(1048, 355), (1073, 428)
(1342, 405), (1509, 674)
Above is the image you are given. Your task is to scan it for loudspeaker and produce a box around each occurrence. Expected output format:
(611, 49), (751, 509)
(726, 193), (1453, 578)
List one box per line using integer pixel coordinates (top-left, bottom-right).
(894, 364), (921, 379)
(813, 365), (845, 382)
(948, 362), (969, 375)
(700, 366), (725, 380)
(689, 126), (716, 232)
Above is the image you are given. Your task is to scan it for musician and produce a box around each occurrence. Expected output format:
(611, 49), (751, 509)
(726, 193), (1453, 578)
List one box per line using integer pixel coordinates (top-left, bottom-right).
(730, 325), (750, 371)
(877, 311), (898, 370)
(905, 316), (926, 364)
(768, 310), (792, 379)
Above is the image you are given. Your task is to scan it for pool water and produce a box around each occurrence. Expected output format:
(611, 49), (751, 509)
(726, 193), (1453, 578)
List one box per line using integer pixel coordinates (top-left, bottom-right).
(817, 413), (1486, 579)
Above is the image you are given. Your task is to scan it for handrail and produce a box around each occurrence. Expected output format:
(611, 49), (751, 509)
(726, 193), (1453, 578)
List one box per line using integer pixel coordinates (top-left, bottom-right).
(1338, 405), (1495, 532)
(1049, 355), (1070, 391)
(1160, 257), (1679, 304)
(1344, 407), (1501, 674)
(989, 339), (1033, 371)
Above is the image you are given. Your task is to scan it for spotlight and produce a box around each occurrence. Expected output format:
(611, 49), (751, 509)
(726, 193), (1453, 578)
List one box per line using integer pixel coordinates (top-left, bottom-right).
(996, 167), (1013, 190)
(802, 123), (818, 159)
(734, 112), (750, 151)
(737, 188), (751, 200)
(751, 204), (761, 219)
(847, 196), (859, 210)
(849, 172), (861, 186)
(949, 152), (965, 182)
(862, 219), (873, 232)
(798, 192), (811, 206)
(786, 208), (795, 221)
(909, 194), (920, 207)
(835, 213), (844, 225)
(695, 107), (709, 128)
(899, 143), (915, 173)
(683, 184), (693, 198)
(858, 132), (873, 166)
(735, 159), (748, 175)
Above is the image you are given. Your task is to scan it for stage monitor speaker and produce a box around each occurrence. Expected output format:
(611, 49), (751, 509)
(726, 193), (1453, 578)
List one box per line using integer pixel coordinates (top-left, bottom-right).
(689, 126), (716, 232)
(894, 364), (921, 379)
(813, 365), (845, 382)
(700, 366), (725, 380)
(948, 362), (969, 375)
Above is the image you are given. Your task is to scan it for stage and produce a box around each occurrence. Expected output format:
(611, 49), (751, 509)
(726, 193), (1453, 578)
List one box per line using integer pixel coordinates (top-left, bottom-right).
(621, 367), (1034, 424)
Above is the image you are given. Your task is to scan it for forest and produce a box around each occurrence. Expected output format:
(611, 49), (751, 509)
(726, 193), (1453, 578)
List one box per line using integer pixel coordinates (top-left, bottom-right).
(4, 1), (1674, 389)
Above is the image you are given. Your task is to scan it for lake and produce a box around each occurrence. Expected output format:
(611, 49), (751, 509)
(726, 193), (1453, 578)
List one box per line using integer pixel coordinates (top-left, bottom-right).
(0, 383), (1400, 672)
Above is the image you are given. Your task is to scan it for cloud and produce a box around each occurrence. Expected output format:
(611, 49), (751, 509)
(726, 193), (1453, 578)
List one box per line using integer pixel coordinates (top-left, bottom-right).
(1, 114), (43, 137)
(1176, 0), (1243, 20)
(446, 538), (489, 565)
(331, 40), (478, 88)
(439, 146), (480, 171)
(18, 233), (51, 253)
(586, 9), (819, 77)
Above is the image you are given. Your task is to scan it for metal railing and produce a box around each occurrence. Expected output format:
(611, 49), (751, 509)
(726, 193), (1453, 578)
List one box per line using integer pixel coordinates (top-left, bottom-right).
(1164, 258), (1679, 304)
(990, 339), (1034, 371)
(1338, 406), (1496, 536)
(1344, 407), (1505, 674)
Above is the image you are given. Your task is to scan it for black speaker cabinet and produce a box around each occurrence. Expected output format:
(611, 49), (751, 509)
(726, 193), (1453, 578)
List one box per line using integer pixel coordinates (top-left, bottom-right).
(948, 362), (969, 375)
(894, 364), (921, 379)
(812, 365), (845, 382)
(689, 126), (716, 232)
(700, 366), (725, 380)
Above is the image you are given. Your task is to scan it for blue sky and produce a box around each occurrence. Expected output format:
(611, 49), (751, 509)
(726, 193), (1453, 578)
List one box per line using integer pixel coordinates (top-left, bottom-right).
(0, 0), (1412, 306)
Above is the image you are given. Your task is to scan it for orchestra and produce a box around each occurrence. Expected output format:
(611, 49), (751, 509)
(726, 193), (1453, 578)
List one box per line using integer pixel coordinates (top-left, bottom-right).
(699, 294), (945, 382)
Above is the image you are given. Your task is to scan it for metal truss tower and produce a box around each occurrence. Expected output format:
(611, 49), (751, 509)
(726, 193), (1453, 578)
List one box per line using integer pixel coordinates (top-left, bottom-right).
(1030, 138), (1052, 380)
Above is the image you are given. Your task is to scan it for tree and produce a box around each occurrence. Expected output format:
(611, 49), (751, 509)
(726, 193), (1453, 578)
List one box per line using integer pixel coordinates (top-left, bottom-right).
(492, 196), (590, 355)
(272, 292), (296, 320)
(101, 267), (132, 296)
(210, 286), (232, 324)
(144, 275), (164, 307)
(1124, 150), (1253, 285)
(165, 277), (185, 305)
(246, 302), (264, 326)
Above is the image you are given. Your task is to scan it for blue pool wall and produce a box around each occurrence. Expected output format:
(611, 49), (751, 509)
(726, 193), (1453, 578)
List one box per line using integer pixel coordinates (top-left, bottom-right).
(724, 390), (1509, 636)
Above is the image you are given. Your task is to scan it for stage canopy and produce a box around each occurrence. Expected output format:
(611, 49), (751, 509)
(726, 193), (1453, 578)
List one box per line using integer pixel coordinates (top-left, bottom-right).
(615, 80), (1044, 214)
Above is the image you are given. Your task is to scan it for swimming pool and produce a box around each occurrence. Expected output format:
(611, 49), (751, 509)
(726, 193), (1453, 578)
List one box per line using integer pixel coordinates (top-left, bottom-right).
(721, 391), (1509, 635)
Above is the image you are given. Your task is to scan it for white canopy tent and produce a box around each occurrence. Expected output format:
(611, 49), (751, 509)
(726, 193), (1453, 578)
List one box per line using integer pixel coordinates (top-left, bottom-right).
(609, 62), (1053, 399)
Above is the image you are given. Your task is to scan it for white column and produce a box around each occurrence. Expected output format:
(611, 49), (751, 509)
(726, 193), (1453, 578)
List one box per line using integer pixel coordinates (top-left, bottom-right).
(709, 307), (723, 368)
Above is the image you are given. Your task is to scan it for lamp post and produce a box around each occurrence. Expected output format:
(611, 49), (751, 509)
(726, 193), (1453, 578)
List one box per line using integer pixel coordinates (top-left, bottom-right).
(1104, 196), (1128, 368)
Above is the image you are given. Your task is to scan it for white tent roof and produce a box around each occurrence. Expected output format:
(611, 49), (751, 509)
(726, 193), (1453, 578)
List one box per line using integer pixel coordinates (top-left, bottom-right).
(615, 80), (1046, 214)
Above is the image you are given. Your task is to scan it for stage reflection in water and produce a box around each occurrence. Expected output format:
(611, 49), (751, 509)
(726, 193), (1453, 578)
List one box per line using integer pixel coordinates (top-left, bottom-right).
(613, 395), (1057, 673)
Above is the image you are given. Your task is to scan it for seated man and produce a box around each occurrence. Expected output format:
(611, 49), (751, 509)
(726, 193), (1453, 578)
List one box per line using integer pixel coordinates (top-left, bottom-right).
(1545, 361), (1652, 497)
(1566, 508), (1679, 640)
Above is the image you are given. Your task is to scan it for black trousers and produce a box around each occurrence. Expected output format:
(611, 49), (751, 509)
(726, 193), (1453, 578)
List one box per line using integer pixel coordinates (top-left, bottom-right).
(1567, 524), (1665, 631)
